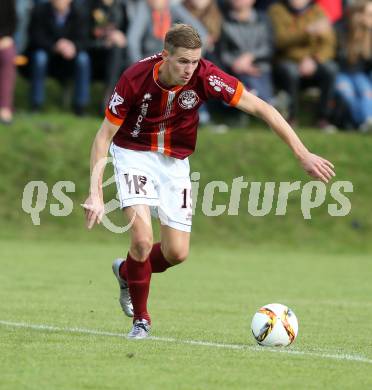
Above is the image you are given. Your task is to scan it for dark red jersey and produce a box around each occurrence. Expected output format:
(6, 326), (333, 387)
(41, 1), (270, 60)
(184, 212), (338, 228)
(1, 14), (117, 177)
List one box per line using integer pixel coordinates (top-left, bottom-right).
(105, 53), (243, 159)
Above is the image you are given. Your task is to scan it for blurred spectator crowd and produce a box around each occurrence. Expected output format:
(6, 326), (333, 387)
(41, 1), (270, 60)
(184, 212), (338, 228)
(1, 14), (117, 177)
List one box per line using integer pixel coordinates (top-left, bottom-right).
(0, 0), (372, 132)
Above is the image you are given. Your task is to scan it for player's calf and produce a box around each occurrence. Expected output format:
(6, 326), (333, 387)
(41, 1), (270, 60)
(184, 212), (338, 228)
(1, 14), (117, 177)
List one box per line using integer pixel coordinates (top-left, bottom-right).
(162, 247), (189, 265)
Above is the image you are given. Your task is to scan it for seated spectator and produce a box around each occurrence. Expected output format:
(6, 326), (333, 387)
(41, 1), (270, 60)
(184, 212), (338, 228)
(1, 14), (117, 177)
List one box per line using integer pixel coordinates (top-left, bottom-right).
(0, 0), (17, 124)
(128, 0), (211, 64)
(172, 0), (223, 124)
(89, 0), (129, 106)
(127, 0), (172, 64)
(315, 0), (343, 24)
(255, 0), (279, 11)
(175, 0), (223, 60)
(218, 0), (274, 104)
(269, 0), (338, 129)
(28, 0), (91, 115)
(15, 0), (33, 53)
(334, 0), (372, 131)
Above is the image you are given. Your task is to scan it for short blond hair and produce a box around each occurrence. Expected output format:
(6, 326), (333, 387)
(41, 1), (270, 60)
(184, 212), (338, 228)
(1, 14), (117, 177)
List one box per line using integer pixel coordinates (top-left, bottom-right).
(164, 24), (202, 53)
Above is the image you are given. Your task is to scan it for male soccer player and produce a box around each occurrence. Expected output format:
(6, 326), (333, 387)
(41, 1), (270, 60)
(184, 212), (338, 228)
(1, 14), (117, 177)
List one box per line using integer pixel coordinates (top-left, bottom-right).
(83, 24), (335, 339)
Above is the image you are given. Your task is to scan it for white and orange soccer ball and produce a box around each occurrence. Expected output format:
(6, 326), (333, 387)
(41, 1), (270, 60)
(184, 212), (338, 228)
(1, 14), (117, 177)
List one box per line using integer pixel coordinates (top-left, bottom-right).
(251, 303), (298, 347)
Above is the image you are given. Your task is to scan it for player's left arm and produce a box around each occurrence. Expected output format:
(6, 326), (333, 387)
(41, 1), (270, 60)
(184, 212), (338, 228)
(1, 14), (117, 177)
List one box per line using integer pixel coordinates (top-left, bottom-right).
(235, 88), (335, 183)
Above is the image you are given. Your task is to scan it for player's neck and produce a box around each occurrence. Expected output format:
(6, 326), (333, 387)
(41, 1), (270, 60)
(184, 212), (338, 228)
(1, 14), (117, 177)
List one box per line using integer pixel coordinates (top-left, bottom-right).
(158, 62), (178, 88)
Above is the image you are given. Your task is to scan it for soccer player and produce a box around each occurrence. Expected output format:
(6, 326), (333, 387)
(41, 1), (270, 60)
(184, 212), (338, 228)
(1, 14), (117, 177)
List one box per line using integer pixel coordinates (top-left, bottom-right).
(83, 24), (335, 339)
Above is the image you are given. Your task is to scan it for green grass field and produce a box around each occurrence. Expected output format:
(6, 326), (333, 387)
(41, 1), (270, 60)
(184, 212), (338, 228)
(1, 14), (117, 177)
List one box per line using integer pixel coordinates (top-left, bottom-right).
(1, 239), (372, 389)
(1, 113), (372, 389)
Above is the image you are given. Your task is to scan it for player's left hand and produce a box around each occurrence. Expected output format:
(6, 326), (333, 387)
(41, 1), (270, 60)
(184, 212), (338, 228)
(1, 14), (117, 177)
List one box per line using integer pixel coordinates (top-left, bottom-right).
(298, 152), (335, 183)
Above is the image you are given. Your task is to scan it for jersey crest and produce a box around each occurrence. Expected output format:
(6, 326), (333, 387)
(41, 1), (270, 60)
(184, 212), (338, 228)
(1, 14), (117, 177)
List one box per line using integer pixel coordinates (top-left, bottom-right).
(178, 90), (199, 110)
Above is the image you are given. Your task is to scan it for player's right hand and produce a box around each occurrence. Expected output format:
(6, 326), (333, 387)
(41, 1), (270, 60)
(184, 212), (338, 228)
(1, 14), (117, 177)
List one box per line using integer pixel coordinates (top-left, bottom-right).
(81, 194), (104, 229)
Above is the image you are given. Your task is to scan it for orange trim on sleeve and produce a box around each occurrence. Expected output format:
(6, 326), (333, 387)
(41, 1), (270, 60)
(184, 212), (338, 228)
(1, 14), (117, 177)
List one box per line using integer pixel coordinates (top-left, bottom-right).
(105, 107), (124, 126)
(229, 81), (244, 107)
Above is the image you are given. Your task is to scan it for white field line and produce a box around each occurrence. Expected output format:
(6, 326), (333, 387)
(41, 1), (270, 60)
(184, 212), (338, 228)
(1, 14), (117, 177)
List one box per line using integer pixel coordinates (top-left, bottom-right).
(1, 319), (371, 365)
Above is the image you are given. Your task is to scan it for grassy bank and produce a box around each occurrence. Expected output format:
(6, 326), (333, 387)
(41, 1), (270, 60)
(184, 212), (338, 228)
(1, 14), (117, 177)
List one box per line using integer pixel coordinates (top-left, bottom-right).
(1, 113), (371, 251)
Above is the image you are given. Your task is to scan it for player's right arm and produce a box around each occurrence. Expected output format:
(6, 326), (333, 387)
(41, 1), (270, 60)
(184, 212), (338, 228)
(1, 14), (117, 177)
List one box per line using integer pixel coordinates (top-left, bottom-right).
(82, 118), (120, 229)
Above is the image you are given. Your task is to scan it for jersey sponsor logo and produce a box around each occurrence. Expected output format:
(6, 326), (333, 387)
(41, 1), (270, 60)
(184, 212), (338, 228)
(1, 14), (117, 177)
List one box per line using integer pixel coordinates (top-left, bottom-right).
(208, 75), (235, 94)
(178, 90), (199, 110)
(131, 93), (152, 137)
(108, 91), (124, 115)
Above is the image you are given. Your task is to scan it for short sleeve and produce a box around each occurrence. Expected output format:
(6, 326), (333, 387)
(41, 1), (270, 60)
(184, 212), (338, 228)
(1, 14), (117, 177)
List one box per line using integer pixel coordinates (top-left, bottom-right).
(203, 63), (244, 107)
(105, 73), (133, 126)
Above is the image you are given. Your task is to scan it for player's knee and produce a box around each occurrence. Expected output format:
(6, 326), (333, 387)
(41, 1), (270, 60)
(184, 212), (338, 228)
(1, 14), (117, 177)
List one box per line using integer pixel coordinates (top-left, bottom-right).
(130, 238), (153, 262)
(164, 248), (189, 265)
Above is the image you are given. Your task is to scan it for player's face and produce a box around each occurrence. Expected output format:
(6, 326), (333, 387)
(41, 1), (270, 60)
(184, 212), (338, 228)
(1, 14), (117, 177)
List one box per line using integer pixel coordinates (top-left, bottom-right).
(163, 47), (202, 86)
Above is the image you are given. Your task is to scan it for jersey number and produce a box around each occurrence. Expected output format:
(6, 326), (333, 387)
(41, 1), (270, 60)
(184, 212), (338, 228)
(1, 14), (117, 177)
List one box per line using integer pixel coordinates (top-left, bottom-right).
(181, 188), (192, 209)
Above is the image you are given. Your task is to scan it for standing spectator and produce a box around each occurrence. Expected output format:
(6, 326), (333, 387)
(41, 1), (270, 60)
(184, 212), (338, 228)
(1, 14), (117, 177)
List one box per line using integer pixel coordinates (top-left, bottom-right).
(269, 0), (338, 128)
(89, 0), (129, 106)
(28, 0), (91, 115)
(334, 0), (372, 131)
(218, 0), (274, 104)
(0, 0), (17, 124)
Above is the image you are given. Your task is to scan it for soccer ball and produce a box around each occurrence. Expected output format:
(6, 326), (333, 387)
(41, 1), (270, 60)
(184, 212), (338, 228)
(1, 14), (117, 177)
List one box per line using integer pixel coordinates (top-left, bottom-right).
(251, 303), (298, 347)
